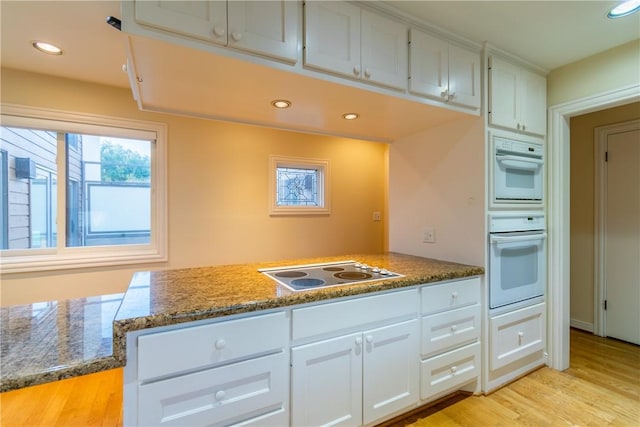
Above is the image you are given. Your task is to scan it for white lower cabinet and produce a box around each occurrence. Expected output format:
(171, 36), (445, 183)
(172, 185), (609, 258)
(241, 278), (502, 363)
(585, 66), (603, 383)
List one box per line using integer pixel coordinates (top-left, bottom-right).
(419, 278), (481, 402)
(291, 319), (419, 427)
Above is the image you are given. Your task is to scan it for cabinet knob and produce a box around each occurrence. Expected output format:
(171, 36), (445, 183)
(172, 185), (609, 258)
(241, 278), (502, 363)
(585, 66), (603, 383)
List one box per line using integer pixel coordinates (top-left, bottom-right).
(451, 366), (457, 374)
(522, 124), (526, 131)
(364, 68), (371, 79)
(231, 31), (242, 42)
(451, 291), (459, 299)
(448, 92), (456, 101)
(365, 335), (373, 343)
(213, 26), (225, 37)
(353, 65), (361, 76)
(451, 325), (458, 332)
(440, 89), (448, 99)
(355, 337), (363, 345)
(517, 123), (522, 131)
(215, 390), (226, 401)
(518, 331), (524, 345)
(214, 339), (226, 350)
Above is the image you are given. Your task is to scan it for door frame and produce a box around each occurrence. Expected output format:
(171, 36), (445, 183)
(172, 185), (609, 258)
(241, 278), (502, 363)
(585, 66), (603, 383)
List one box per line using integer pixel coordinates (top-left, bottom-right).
(547, 83), (639, 371)
(594, 119), (640, 337)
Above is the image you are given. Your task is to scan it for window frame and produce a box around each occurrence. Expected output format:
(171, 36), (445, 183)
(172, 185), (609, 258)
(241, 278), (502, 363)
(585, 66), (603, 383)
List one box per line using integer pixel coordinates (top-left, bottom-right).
(269, 155), (330, 216)
(0, 104), (168, 273)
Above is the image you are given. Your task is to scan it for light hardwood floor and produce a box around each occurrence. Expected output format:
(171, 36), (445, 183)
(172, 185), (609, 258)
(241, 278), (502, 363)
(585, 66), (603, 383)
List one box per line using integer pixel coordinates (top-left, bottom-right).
(1, 329), (638, 426)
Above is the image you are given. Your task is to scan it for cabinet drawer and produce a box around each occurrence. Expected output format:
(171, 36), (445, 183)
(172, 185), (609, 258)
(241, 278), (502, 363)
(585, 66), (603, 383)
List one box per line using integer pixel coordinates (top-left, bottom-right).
(421, 304), (480, 357)
(490, 303), (545, 370)
(421, 277), (480, 315)
(138, 312), (287, 381)
(420, 341), (480, 400)
(292, 289), (418, 341)
(139, 352), (288, 426)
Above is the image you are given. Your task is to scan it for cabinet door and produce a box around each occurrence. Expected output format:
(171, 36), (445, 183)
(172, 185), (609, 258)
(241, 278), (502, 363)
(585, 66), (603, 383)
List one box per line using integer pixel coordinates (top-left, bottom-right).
(488, 56), (519, 131)
(519, 69), (547, 136)
(448, 44), (481, 110)
(363, 319), (419, 425)
(304, 1), (361, 79)
(408, 29), (448, 101)
(134, 0), (227, 45)
(291, 333), (363, 427)
(490, 303), (545, 370)
(361, 10), (408, 89)
(227, 1), (298, 63)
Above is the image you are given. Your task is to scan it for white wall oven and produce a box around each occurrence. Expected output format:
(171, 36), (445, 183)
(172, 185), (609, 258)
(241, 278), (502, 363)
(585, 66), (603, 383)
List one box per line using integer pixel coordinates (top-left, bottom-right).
(488, 212), (546, 312)
(490, 130), (544, 208)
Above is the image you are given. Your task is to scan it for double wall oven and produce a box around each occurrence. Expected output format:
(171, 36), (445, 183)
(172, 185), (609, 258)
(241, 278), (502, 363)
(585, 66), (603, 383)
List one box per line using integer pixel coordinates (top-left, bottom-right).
(488, 130), (546, 313)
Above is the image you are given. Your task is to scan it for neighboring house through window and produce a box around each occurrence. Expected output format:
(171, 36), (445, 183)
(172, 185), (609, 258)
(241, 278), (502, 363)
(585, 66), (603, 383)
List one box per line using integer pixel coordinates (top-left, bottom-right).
(0, 105), (167, 273)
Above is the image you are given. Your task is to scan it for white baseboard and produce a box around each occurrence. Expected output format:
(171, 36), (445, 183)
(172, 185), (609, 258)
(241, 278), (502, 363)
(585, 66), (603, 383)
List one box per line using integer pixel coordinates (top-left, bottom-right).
(570, 319), (594, 332)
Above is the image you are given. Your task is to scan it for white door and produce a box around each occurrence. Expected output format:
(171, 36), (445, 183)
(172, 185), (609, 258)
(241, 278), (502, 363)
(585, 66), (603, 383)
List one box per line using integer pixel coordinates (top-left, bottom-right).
(304, 1), (361, 78)
(605, 127), (640, 345)
(291, 333), (363, 427)
(134, 0), (227, 45)
(360, 10), (408, 89)
(489, 56), (519, 131)
(227, 1), (298, 63)
(448, 44), (481, 110)
(362, 320), (419, 425)
(408, 28), (448, 102)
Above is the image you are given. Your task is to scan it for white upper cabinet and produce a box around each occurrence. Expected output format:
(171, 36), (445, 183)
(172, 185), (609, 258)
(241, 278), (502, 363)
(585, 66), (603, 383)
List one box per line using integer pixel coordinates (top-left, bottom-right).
(304, 2), (408, 90)
(227, 1), (298, 62)
(409, 29), (481, 110)
(134, 0), (298, 63)
(134, 1), (227, 44)
(489, 55), (547, 136)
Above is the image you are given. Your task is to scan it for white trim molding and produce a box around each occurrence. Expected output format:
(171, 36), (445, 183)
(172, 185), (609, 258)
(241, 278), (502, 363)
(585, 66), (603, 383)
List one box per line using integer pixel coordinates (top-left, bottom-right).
(547, 84), (640, 371)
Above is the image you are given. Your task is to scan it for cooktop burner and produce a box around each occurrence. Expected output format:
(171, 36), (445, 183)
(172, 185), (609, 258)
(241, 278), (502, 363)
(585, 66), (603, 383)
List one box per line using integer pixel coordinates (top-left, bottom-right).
(259, 260), (403, 292)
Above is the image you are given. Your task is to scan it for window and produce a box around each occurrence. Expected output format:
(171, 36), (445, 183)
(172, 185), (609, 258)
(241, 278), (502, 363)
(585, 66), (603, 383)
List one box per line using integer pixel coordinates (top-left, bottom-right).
(0, 150), (8, 249)
(0, 104), (167, 273)
(269, 155), (330, 215)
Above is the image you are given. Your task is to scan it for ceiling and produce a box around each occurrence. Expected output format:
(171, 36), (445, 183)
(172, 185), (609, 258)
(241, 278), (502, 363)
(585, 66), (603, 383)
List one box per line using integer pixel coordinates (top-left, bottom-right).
(1, 1), (638, 141)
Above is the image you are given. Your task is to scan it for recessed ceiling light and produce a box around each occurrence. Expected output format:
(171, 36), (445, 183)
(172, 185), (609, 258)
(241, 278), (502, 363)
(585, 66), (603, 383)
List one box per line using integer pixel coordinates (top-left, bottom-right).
(342, 113), (359, 120)
(32, 41), (63, 55)
(607, 0), (640, 18)
(271, 99), (291, 109)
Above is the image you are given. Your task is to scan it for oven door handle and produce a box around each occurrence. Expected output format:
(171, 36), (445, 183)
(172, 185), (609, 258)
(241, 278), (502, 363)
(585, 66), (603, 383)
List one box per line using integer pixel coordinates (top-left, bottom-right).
(490, 233), (547, 243)
(496, 155), (543, 170)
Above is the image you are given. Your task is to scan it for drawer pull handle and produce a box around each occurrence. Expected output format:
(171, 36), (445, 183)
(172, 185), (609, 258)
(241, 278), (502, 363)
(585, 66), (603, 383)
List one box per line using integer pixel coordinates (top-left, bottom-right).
(365, 335), (373, 344)
(214, 339), (226, 350)
(451, 366), (457, 374)
(355, 337), (363, 346)
(451, 291), (459, 299)
(518, 332), (524, 345)
(215, 390), (226, 401)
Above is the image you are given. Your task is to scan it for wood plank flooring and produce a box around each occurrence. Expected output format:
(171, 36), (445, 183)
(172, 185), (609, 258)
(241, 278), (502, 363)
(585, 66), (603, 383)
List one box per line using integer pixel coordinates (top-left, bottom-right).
(1, 329), (638, 426)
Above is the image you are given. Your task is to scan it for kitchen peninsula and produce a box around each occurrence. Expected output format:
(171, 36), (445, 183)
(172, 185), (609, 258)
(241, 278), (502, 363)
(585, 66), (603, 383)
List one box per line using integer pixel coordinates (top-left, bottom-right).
(2, 252), (483, 427)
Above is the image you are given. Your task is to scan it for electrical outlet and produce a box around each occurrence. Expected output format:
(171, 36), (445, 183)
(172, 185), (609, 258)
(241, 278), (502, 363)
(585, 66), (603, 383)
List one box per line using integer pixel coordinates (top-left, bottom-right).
(423, 227), (436, 243)
(373, 211), (381, 221)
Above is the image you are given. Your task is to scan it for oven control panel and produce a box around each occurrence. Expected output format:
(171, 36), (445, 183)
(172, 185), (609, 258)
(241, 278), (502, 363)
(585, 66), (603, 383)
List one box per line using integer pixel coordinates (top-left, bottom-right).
(489, 213), (545, 232)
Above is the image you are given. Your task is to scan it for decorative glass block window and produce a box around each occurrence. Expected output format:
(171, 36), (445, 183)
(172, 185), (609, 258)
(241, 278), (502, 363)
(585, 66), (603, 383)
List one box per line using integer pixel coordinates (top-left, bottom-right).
(269, 156), (330, 215)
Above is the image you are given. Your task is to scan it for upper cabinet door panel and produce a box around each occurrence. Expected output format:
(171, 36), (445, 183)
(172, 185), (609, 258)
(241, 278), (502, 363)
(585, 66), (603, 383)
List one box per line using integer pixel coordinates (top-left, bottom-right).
(519, 69), (547, 136)
(408, 29), (448, 100)
(361, 10), (408, 90)
(489, 56), (519, 130)
(448, 44), (481, 109)
(134, 0), (227, 45)
(227, 1), (298, 63)
(304, 1), (361, 78)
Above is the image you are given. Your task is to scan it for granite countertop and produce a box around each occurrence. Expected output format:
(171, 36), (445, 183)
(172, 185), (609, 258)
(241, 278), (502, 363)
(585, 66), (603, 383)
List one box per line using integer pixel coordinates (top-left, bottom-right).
(1, 252), (483, 392)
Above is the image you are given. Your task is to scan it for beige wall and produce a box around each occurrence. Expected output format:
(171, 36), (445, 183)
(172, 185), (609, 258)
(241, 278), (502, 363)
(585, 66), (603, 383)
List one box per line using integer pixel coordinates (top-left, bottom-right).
(569, 102), (640, 328)
(548, 40), (640, 107)
(388, 115), (485, 267)
(1, 68), (389, 305)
